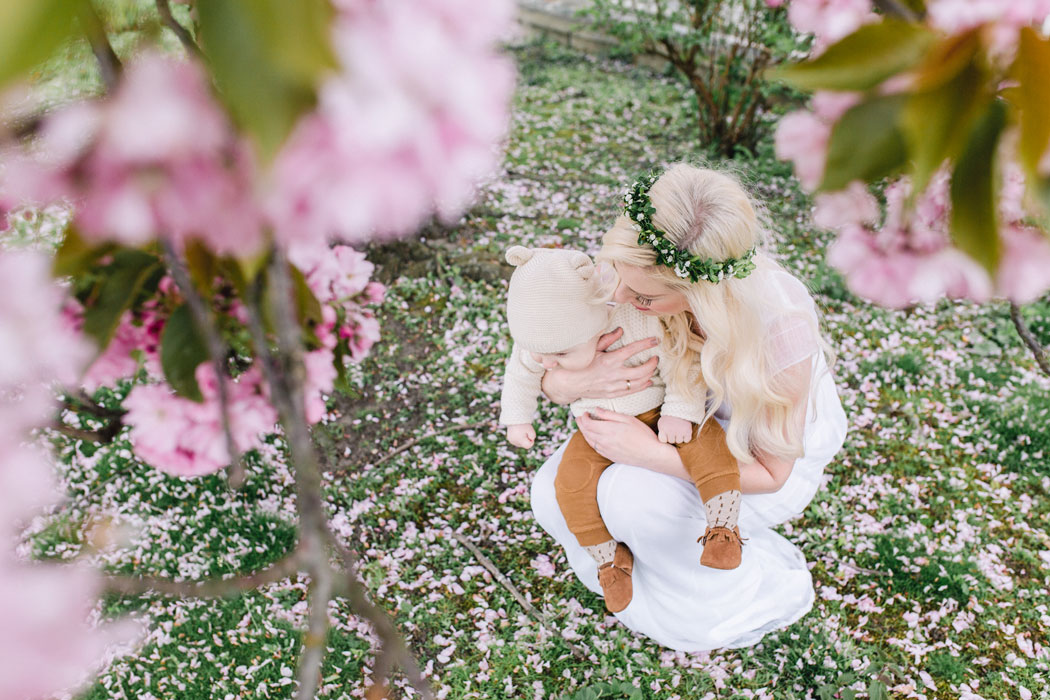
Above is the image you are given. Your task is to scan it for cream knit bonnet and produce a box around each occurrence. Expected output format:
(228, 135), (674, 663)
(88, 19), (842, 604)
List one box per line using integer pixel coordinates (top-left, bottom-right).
(505, 246), (612, 353)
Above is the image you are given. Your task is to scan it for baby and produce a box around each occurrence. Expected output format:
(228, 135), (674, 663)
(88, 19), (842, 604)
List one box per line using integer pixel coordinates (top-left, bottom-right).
(499, 246), (743, 613)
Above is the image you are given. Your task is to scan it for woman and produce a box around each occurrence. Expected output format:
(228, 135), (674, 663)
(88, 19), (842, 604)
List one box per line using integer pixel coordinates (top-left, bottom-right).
(530, 163), (848, 651)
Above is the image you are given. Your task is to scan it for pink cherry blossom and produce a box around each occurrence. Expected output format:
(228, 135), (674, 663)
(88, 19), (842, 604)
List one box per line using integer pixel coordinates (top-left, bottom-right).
(996, 225), (1050, 303)
(774, 110), (830, 191)
(303, 349), (337, 424)
(124, 364), (277, 477)
(0, 252), (93, 440)
(786, 0), (874, 46)
(813, 181), (878, 229)
(267, 0), (514, 248)
(7, 52), (264, 257)
(0, 558), (141, 700)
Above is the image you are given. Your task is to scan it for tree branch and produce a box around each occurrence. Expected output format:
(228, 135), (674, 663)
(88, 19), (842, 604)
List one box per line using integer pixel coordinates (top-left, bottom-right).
(155, 0), (204, 58)
(104, 544), (305, 597)
(77, 0), (122, 92)
(1009, 301), (1050, 378)
(329, 538), (434, 700)
(160, 239), (247, 488)
(451, 532), (589, 661)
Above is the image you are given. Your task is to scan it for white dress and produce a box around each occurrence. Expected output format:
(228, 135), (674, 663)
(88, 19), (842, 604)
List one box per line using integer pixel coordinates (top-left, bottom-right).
(529, 266), (849, 651)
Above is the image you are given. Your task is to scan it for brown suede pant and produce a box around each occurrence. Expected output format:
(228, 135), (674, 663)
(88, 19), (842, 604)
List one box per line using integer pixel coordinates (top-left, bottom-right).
(554, 407), (740, 547)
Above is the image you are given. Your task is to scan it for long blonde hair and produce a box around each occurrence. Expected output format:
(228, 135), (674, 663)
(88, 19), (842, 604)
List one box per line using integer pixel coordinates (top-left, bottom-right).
(598, 163), (832, 463)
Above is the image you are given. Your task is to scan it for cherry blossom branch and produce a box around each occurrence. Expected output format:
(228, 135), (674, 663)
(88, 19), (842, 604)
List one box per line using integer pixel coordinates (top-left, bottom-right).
(154, 0), (204, 59)
(77, 0), (122, 91)
(104, 543), (306, 597)
(1009, 301), (1050, 378)
(253, 248), (339, 699)
(159, 239), (246, 488)
(329, 538), (434, 700)
(450, 532), (589, 662)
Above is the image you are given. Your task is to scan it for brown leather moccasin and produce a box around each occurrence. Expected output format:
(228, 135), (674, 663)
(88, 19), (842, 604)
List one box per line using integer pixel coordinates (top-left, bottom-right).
(597, 542), (634, 613)
(698, 526), (744, 570)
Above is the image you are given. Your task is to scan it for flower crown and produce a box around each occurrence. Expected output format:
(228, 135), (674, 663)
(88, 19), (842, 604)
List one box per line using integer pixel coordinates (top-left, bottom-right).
(623, 173), (757, 284)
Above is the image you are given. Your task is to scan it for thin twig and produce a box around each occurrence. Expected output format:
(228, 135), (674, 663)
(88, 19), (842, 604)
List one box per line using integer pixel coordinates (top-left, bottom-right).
(1009, 301), (1050, 378)
(104, 544), (305, 597)
(155, 0), (204, 58)
(49, 421), (122, 444)
(329, 538), (434, 700)
(77, 0), (122, 91)
(451, 532), (589, 661)
(160, 239), (246, 488)
(363, 419), (495, 470)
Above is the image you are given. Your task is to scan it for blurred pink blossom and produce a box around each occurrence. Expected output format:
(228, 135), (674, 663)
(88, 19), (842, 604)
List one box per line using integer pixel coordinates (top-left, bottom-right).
(812, 181), (878, 229)
(530, 554), (556, 577)
(303, 349), (337, 424)
(267, 0), (514, 247)
(6, 53), (263, 256)
(0, 252), (93, 439)
(822, 170), (1050, 306)
(774, 110), (830, 191)
(927, 0), (1050, 55)
(0, 251), (136, 698)
(786, 0), (874, 46)
(0, 558), (141, 700)
(996, 225), (1050, 303)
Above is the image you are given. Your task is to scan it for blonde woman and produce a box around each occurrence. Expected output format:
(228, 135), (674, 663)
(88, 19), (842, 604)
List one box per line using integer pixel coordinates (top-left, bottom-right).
(530, 163), (848, 651)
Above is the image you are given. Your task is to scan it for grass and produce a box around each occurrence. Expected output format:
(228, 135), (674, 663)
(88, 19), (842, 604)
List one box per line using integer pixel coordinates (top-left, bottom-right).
(8, 14), (1050, 700)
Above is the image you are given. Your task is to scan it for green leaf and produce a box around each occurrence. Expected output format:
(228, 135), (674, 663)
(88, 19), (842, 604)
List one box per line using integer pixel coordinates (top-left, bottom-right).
(949, 99), (1006, 275)
(868, 679), (890, 700)
(160, 303), (210, 401)
(773, 19), (934, 92)
(1013, 28), (1050, 177)
(196, 0), (336, 160)
(81, 250), (162, 348)
(53, 224), (116, 278)
(820, 94), (909, 192)
(290, 263), (323, 327)
(902, 59), (988, 193)
(0, 0), (79, 91)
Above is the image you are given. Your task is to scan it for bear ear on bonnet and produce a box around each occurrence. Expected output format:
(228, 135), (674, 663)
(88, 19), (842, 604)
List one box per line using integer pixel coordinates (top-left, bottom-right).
(505, 246), (534, 266)
(569, 251), (594, 280)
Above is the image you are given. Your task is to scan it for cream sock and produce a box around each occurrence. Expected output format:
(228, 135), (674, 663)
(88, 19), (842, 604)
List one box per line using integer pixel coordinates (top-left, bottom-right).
(703, 490), (741, 530)
(584, 539), (618, 567)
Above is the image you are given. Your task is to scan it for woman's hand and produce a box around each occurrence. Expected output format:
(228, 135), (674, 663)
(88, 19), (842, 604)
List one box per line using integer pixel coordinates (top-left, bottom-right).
(540, 327), (659, 405)
(576, 408), (690, 480)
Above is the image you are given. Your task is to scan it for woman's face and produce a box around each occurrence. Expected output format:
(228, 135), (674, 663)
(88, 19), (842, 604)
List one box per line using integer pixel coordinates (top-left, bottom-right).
(612, 263), (690, 316)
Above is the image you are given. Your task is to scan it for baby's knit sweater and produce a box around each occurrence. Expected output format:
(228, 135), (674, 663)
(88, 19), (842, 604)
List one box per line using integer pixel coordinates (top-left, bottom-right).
(498, 304), (706, 426)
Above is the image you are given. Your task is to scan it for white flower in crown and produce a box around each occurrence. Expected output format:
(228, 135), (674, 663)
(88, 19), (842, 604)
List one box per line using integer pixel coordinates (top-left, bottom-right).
(631, 221), (641, 231)
(726, 264), (735, 275)
(675, 264), (689, 278)
(717, 269), (724, 281)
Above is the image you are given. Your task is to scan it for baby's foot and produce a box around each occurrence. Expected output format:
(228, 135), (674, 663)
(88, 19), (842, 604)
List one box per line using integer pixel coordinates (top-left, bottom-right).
(698, 526), (744, 570)
(597, 542), (634, 612)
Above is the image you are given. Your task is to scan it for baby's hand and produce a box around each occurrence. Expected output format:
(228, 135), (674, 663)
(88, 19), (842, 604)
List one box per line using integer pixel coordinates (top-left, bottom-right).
(507, 424), (536, 449)
(658, 415), (693, 444)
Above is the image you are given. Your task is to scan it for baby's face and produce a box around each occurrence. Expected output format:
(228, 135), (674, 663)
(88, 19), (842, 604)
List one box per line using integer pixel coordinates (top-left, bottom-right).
(531, 333), (601, 371)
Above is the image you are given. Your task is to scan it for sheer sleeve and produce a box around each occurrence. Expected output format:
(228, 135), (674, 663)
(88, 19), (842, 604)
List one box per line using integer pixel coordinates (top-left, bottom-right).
(764, 270), (821, 378)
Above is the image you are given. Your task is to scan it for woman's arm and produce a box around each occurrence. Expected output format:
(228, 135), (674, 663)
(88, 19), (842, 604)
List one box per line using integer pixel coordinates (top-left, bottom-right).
(739, 450), (794, 494)
(540, 328), (660, 405)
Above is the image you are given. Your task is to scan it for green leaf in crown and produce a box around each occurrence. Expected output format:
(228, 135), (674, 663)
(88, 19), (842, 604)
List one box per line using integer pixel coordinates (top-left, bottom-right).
(622, 173), (757, 284)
